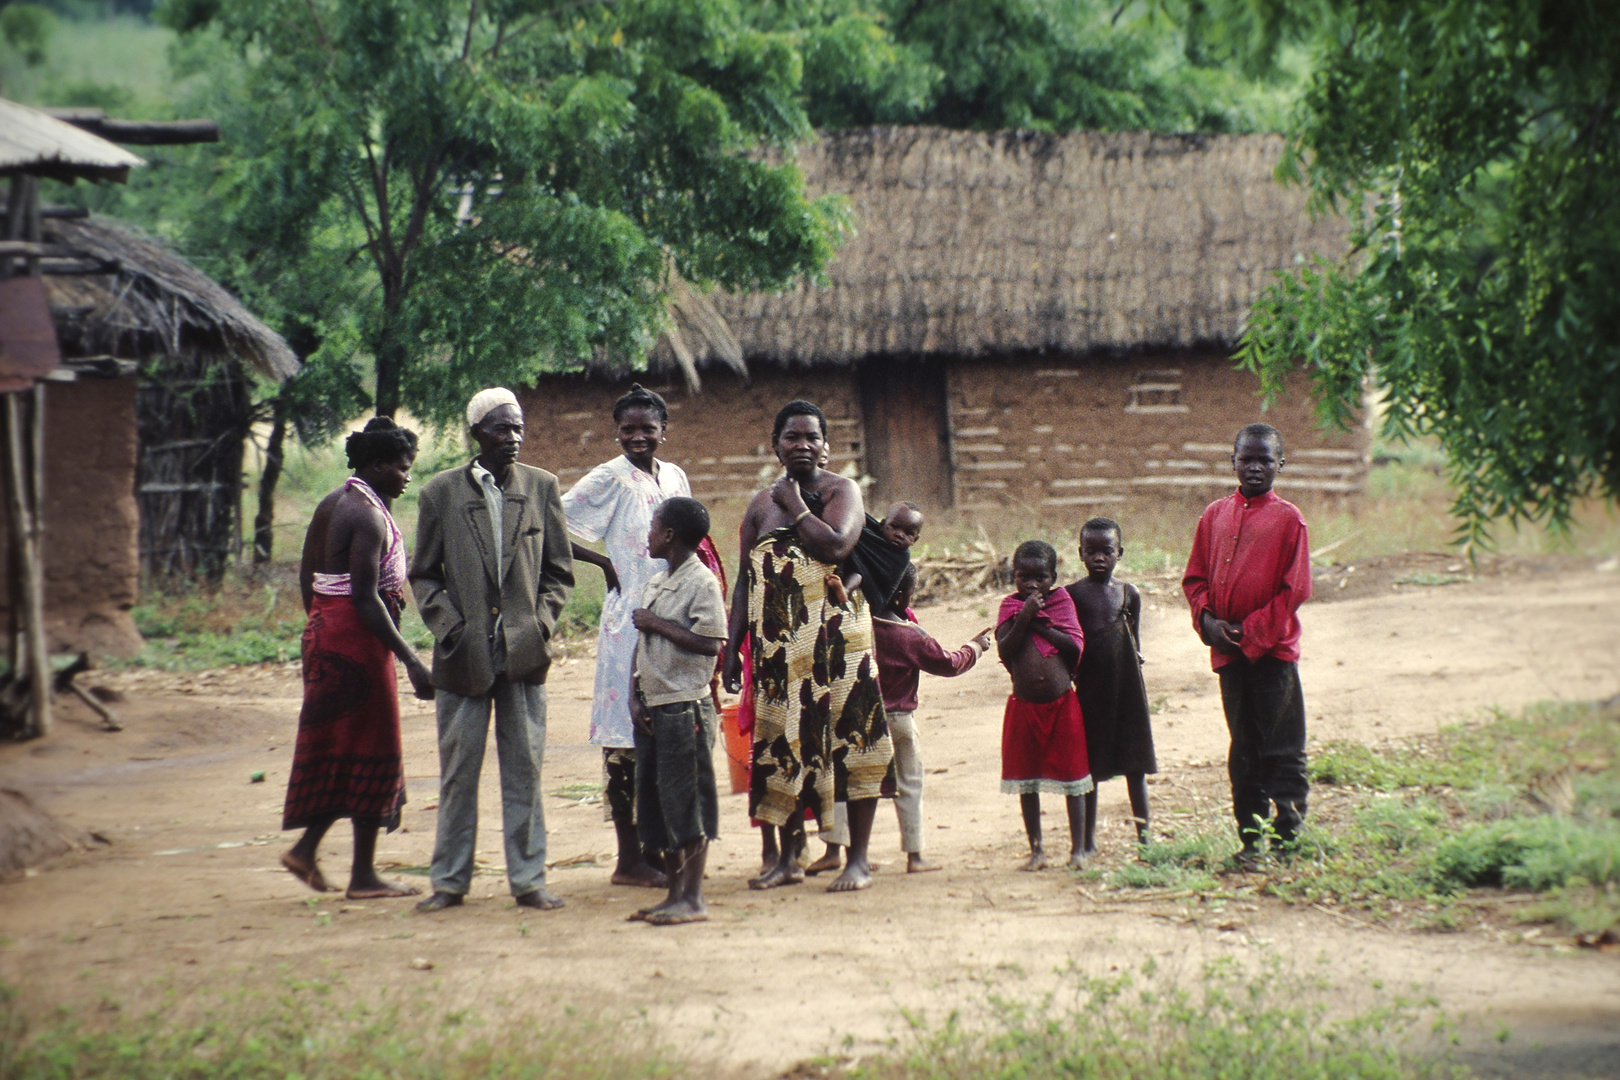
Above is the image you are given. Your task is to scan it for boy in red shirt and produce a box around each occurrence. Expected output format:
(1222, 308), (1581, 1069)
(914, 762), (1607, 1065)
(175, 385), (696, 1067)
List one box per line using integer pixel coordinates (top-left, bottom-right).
(1182, 424), (1312, 862)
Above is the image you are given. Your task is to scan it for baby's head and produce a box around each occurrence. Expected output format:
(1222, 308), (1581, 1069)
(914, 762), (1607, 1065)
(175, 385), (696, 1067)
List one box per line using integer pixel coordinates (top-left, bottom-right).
(880, 502), (924, 550)
(1011, 540), (1058, 600)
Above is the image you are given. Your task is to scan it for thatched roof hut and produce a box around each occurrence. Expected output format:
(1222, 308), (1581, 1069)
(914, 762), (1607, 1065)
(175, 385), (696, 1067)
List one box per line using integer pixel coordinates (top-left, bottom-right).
(649, 127), (1343, 371)
(44, 217), (298, 382)
(1, 215), (298, 659)
(529, 127), (1363, 519)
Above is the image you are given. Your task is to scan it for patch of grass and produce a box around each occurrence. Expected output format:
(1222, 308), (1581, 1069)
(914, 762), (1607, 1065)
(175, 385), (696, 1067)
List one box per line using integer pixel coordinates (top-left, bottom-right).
(114, 570), (307, 671)
(1392, 572), (1471, 587)
(839, 955), (1460, 1080)
(0, 978), (695, 1080)
(1111, 702), (1620, 937)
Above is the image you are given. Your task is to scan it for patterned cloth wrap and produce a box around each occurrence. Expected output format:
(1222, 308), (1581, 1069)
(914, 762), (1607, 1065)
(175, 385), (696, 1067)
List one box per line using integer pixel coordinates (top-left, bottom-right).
(746, 528), (892, 829)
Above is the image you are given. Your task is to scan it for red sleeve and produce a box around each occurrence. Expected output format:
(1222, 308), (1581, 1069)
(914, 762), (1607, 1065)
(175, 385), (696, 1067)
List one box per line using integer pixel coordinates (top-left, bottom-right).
(906, 628), (980, 679)
(1182, 505), (1216, 634)
(1238, 513), (1313, 662)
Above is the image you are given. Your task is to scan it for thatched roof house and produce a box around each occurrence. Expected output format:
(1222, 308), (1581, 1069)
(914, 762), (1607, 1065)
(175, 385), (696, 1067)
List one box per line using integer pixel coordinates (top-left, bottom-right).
(0, 215), (295, 656)
(523, 127), (1364, 520)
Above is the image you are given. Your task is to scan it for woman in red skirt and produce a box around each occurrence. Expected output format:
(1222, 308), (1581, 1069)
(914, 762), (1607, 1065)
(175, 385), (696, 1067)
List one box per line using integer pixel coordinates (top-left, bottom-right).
(281, 418), (436, 899)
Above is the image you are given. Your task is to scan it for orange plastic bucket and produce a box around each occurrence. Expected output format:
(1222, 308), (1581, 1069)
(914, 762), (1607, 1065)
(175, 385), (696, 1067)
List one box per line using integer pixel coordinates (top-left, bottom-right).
(719, 702), (750, 795)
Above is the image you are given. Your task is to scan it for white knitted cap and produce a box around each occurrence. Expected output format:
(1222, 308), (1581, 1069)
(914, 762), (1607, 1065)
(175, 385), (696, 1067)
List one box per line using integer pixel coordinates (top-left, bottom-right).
(466, 387), (520, 427)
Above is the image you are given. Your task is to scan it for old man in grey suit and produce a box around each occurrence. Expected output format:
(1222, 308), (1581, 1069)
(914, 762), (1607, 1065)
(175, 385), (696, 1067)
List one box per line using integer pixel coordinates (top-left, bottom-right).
(410, 388), (574, 911)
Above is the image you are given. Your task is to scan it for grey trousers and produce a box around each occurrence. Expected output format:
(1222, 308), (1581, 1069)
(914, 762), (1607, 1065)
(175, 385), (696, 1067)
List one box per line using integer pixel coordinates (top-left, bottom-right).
(428, 678), (549, 897)
(826, 710), (924, 854)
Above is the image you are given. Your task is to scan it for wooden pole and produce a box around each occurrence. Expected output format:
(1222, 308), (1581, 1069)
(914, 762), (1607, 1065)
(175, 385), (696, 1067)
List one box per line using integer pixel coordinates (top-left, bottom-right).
(25, 383), (48, 738)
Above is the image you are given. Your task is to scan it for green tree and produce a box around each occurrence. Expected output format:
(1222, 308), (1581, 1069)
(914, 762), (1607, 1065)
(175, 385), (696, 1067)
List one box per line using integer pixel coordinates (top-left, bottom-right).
(1237, 0), (1619, 541)
(157, 0), (854, 426)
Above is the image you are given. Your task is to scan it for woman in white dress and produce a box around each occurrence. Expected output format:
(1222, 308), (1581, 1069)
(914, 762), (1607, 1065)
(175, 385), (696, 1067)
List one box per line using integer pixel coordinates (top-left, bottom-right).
(562, 385), (693, 888)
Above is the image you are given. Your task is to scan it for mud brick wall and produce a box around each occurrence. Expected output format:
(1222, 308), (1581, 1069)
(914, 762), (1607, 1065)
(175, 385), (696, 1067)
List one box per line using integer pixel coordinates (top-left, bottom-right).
(945, 351), (1369, 522)
(0, 378), (142, 657)
(519, 368), (865, 508)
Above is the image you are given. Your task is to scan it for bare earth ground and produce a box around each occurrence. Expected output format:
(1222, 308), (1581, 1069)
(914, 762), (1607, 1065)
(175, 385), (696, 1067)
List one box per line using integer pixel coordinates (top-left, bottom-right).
(2, 557), (1618, 1077)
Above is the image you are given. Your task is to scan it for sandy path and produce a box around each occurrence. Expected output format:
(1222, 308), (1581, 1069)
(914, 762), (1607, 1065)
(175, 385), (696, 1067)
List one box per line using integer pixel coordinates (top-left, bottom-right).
(1, 563), (1617, 1076)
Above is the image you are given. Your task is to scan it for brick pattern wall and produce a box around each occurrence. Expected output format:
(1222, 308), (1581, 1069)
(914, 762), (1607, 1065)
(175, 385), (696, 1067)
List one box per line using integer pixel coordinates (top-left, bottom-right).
(946, 352), (1368, 517)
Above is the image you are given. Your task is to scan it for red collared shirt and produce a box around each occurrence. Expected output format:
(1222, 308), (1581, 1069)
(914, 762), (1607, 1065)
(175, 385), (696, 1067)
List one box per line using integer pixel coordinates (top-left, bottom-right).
(872, 615), (982, 714)
(1182, 489), (1312, 671)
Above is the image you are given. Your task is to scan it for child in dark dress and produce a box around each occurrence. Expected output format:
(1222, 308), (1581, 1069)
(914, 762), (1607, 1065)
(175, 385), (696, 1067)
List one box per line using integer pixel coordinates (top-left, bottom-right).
(1064, 518), (1156, 852)
(997, 540), (1090, 870)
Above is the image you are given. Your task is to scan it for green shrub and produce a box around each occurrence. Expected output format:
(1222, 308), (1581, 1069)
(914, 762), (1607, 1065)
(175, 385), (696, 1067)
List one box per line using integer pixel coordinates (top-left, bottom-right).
(1433, 818), (1620, 892)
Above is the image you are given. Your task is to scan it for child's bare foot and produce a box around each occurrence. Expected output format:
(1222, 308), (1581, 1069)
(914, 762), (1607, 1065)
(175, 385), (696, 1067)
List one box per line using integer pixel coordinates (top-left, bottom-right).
(281, 850), (338, 893)
(1020, 849), (1050, 872)
(748, 860), (805, 890)
(905, 853), (941, 873)
(345, 873), (420, 900)
(611, 863), (669, 889)
(646, 898), (709, 925)
(1064, 850), (1088, 871)
(828, 860), (872, 892)
(804, 848), (842, 876)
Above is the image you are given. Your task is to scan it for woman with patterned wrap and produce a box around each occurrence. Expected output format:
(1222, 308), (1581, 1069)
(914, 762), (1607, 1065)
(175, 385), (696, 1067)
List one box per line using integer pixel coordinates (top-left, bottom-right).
(722, 401), (892, 893)
(281, 418), (436, 900)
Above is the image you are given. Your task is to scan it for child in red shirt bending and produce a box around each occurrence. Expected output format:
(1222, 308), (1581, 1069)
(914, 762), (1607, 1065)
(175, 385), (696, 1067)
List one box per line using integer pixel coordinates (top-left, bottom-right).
(997, 540), (1089, 870)
(1182, 423), (1312, 863)
(871, 564), (991, 872)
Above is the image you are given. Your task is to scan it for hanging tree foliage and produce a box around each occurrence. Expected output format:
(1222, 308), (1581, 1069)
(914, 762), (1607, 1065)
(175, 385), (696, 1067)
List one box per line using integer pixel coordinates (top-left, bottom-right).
(157, 0), (858, 427)
(1236, 0), (1620, 543)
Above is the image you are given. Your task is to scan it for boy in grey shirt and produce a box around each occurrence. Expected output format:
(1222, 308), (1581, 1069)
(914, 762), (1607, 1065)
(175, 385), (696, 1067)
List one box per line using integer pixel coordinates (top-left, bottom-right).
(628, 497), (728, 925)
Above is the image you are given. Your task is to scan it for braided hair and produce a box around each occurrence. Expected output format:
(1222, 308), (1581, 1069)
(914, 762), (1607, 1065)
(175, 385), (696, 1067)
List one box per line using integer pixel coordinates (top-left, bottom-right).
(613, 383), (669, 424)
(345, 417), (419, 470)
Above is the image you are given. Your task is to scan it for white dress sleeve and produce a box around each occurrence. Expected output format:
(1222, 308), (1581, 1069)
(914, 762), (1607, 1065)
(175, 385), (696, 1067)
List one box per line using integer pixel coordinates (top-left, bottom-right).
(561, 460), (625, 544)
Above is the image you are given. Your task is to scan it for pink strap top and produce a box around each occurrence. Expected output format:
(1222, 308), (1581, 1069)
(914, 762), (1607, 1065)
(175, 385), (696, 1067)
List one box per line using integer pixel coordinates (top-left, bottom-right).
(311, 477), (408, 598)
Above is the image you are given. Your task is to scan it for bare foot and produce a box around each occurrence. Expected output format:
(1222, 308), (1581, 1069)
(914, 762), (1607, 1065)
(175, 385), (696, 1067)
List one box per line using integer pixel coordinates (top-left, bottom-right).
(828, 861), (873, 892)
(906, 854), (941, 873)
(804, 849), (842, 876)
(1064, 851), (1088, 871)
(647, 898), (709, 925)
(281, 850), (338, 893)
(1020, 850), (1050, 872)
(610, 864), (669, 889)
(346, 877), (420, 900)
(514, 888), (565, 910)
(627, 899), (675, 922)
(748, 860), (805, 890)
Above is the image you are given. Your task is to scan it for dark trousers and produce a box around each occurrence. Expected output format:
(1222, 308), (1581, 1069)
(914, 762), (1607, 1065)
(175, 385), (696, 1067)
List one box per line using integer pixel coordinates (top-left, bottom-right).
(1217, 658), (1309, 847)
(634, 698), (720, 853)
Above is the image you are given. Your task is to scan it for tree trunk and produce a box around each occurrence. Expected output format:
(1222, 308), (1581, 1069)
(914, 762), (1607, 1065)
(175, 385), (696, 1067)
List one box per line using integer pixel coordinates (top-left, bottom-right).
(374, 335), (404, 419)
(252, 399), (288, 564)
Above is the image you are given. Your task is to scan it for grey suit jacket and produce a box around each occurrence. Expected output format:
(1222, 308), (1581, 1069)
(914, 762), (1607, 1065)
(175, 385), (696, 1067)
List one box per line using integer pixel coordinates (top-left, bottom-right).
(409, 461), (574, 697)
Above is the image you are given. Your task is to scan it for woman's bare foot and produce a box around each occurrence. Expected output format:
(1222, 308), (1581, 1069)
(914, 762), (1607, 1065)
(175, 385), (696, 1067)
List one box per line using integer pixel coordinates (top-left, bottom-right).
(748, 859), (805, 890)
(804, 847), (842, 876)
(611, 863), (669, 889)
(828, 859), (873, 892)
(281, 850), (338, 893)
(905, 853), (941, 873)
(1064, 850), (1088, 871)
(346, 875), (420, 900)
(1020, 849), (1050, 872)
(646, 897), (709, 925)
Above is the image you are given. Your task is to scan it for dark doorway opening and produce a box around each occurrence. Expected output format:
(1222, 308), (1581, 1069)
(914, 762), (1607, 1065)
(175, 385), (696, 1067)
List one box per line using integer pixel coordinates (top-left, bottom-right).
(858, 359), (952, 513)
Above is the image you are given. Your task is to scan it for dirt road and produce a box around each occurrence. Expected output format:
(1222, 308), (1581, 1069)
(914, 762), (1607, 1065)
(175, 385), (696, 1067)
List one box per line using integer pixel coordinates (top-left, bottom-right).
(2, 558), (1618, 1076)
